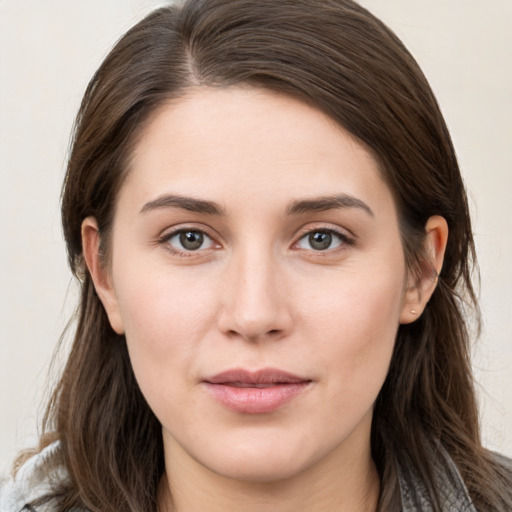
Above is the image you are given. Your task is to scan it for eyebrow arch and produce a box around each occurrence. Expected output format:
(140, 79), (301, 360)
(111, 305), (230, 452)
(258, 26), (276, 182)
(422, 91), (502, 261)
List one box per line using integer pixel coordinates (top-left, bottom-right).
(140, 194), (225, 216)
(287, 194), (374, 217)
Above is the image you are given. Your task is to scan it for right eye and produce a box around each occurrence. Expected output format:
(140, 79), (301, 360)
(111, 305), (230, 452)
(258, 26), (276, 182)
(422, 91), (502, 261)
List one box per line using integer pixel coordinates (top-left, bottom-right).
(163, 229), (216, 254)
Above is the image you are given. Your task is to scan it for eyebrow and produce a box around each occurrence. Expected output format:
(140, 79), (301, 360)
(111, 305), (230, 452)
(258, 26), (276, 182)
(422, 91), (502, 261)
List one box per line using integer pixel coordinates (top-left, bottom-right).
(139, 192), (373, 217)
(140, 194), (225, 215)
(286, 194), (374, 217)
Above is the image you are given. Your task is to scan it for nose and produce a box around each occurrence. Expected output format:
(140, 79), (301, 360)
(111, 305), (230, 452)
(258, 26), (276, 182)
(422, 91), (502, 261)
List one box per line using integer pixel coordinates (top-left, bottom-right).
(217, 246), (293, 343)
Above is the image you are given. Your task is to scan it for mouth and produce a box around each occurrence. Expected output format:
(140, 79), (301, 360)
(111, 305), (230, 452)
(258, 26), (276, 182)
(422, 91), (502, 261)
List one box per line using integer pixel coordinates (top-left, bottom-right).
(203, 368), (312, 414)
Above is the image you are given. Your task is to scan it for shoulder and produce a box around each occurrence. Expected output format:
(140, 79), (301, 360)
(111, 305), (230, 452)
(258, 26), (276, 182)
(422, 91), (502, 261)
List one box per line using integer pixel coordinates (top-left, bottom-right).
(0, 441), (67, 512)
(398, 445), (476, 512)
(488, 450), (512, 494)
(398, 447), (512, 512)
(491, 450), (512, 471)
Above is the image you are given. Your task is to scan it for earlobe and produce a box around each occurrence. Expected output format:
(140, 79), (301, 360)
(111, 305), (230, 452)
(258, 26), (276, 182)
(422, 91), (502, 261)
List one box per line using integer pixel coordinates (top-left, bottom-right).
(400, 215), (448, 324)
(81, 217), (125, 334)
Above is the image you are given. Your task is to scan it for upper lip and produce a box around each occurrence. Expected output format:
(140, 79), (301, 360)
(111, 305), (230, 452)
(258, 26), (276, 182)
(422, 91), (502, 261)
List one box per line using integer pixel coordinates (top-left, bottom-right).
(204, 368), (311, 385)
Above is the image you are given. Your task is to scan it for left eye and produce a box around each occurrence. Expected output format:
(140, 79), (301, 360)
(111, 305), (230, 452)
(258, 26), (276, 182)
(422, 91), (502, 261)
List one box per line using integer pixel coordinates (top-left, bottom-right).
(296, 230), (345, 251)
(166, 229), (216, 252)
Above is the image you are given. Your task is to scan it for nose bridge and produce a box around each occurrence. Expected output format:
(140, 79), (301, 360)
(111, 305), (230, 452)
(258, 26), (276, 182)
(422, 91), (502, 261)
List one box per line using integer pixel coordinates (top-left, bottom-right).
(218, 241), (291, 341)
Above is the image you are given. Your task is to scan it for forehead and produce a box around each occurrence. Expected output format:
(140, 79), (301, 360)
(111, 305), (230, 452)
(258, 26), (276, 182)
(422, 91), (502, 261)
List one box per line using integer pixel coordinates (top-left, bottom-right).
(123, 86), (394, 216)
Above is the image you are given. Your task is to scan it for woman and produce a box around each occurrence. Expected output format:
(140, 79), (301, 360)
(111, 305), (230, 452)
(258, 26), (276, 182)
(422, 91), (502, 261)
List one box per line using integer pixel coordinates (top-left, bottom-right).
(1, 0), (511, 510)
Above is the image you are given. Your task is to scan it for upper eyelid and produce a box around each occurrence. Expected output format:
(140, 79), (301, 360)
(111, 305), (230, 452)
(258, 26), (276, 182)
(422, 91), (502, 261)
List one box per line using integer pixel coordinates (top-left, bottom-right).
(294, 223), (355, 241)
(159, 224), (218, 240)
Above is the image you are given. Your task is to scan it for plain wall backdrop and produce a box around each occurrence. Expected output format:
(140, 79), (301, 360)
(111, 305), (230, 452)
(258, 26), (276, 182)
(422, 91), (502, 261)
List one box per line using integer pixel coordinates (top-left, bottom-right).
(1, 0), (511, 475)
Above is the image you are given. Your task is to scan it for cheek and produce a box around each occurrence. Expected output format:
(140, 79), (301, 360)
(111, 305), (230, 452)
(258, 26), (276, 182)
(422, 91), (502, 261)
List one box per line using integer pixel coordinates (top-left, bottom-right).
(299, 266), (404, 394)
(116, 259), (217, 334)
(301, 263), (404, 335)
(112, 265), (219, 397)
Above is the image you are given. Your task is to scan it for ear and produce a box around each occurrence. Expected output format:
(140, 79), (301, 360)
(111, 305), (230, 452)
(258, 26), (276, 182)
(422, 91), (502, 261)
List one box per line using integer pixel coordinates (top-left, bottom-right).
(400, 215), (448, 324)
(81, 217), (125, 334)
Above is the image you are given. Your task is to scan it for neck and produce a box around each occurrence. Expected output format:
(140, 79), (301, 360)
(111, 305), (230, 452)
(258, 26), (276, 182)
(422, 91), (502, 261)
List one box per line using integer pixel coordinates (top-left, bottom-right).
(158, 430), (380, 512)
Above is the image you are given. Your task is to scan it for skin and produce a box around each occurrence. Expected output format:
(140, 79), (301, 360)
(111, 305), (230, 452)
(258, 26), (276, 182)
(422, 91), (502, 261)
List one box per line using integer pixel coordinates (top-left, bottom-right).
(83, 87), (447, 512)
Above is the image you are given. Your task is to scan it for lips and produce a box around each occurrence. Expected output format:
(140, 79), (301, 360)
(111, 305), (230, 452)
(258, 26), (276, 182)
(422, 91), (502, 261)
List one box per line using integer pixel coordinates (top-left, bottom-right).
(203, 368), (312, 414)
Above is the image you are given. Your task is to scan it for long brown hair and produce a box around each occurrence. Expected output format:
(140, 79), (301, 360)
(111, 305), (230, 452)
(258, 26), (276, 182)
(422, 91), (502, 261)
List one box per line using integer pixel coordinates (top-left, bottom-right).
(30, 0), (511, 510)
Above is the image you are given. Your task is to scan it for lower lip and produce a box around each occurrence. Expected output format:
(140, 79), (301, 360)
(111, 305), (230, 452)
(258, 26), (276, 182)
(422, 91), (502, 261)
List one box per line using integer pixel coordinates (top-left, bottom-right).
(204, 382), (310, 414)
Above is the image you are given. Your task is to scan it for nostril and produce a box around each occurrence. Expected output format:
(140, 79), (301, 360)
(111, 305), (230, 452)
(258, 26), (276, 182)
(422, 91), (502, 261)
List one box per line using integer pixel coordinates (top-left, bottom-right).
(224, 328), (283, 341)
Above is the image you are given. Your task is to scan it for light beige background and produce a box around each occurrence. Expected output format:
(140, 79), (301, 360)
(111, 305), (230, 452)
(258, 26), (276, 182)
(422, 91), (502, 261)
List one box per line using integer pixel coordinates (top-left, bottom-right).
(1, 0), (511, 475)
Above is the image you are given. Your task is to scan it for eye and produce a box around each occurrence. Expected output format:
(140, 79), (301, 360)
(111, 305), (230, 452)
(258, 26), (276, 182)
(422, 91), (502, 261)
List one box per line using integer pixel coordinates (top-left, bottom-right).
(295, 229), (350, 251)
(164, 229), (216, 253)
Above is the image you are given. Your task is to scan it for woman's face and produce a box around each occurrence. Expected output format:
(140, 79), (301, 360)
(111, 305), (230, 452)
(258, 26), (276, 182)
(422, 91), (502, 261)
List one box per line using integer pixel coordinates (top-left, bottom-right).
(89, 87), (418, 483)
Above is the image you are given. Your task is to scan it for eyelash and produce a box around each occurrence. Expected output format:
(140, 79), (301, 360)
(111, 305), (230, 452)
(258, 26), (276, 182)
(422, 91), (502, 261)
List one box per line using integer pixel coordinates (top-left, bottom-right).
(293, 226), (355, 253)
(158, 227), (219, 257)
(158, 225), (355, 257)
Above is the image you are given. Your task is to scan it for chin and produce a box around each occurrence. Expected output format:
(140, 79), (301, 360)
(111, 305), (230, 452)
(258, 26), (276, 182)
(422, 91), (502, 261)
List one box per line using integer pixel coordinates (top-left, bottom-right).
(196, 433), (335, 484)
(212, 455), (309, 484)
